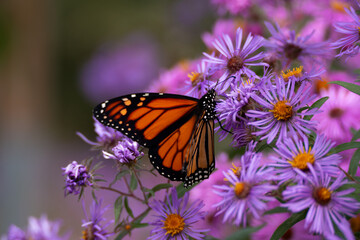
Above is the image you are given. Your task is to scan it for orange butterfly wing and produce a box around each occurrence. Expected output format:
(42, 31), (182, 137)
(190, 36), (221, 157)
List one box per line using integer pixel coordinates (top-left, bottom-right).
(93, 90), (217, 186)
(182, 118), (215, 187)
(93, 92), (203, 181)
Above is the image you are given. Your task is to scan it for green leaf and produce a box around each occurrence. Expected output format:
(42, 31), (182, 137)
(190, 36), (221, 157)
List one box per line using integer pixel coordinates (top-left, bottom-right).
(131, 222), (148, 228)
(77, 187), (84, 201)
(152, 183), (173, 192)
(328, 142), (360, 155)
(304, 96), (329, 121)
(348, 148), (360, 176)
(130, 173), (138, 191)
(329, 81), (360, 95)
(352, 129), (360, 141)
(176, 183), (195, 198)
(225, 225), (265, 240)
(354, 68), (360, 75)
(255, 140), (273, 152)
(114, 196), (123, 224)
(133, 208), (151, 224)
(93, 178), (107, 182)
(270, 210), (307, 240)
(124, 197), (134, 218)
(115, 230), (128, 240)
(144, 183), (173, 198)
(264, 207), (289, 215)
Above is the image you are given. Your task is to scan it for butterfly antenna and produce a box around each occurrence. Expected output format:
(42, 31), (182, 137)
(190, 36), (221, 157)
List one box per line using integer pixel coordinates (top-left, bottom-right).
(214, 75), (236, 90)
(216, 117), (233, 134)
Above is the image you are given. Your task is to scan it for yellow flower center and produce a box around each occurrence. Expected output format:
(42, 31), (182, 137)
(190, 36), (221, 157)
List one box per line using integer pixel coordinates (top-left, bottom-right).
(233, 182), (251, 199)
(282, 66), (303, 82)
(289, 148), (315, 170)
(313, 187), (332, 205)
(188, 71), (203, 86)
(269, 100), (293, 121)
(330, 0), (349, 12)
(162, 213), (185, 236)
(82, 229), (91, 240)
(230, 163), (241, 177)
(242, 78), (254, 87)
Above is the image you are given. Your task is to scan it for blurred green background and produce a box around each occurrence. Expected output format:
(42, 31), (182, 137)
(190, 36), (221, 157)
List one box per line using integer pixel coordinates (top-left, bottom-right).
(0, 0), (216, 238)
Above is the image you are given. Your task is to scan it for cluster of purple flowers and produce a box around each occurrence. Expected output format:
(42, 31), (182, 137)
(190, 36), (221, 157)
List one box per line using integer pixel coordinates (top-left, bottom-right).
(73, 2), (360, 239)
(4, 1), (360, 240)
(162, 1), (360, 239)
(62, 161), (92, 196)
(213, 143), (277, 227)
(2, 215), (69, 240)
(102, 138), (144, 164)
(283, 165), (360, 239)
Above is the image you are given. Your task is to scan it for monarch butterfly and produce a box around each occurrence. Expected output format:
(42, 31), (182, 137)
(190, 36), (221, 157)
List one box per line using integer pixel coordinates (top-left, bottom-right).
(93, 89), (217, 187)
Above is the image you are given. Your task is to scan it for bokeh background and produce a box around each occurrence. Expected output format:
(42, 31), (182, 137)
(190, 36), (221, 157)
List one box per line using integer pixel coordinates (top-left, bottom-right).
(0, 0), (216, 238)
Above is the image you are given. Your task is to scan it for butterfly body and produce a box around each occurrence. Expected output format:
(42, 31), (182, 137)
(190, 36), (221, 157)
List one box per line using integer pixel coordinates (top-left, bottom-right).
(93, 89), (216, 187)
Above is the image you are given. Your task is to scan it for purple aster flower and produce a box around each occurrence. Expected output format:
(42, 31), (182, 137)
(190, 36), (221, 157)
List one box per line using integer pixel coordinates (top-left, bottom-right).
(264, 22), (330, 67)
(3, 225), (26, 240)
(203, 27), (267, 92)
(251, 203), (322, 240)
(82, 199), (113, 240)
(62, 161), (92, 196)
(148, 187), (208, 240)
(102, 138), (143, 164)
(182, 60), (216, 98)
(213, 154), (276, 226)
(332, 7), (360, 59)
(27, 215), (69, 240)
(246, 77), (317, 144)
(3, 215), (69, 240)
(312, 84), (360, 143)
(215, 77), (263, 140)
(77, 117), (124, 149)
(231, 122), (257, 147)
(282, 164), (360, 238)
(270, 135), (342, 184)
(280, 65), (325, 84)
